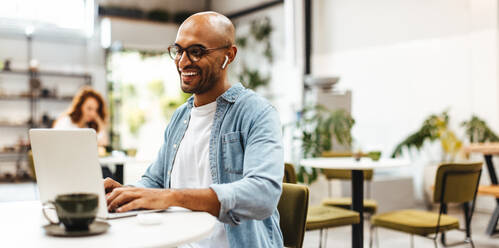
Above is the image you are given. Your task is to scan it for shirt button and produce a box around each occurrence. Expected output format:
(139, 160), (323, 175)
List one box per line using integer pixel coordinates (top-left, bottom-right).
(173, 144), (177, 148)
(183, 120), (187, 124)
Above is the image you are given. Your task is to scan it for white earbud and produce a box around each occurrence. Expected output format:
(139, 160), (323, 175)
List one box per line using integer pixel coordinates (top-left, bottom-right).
(222, 56), (229, 69)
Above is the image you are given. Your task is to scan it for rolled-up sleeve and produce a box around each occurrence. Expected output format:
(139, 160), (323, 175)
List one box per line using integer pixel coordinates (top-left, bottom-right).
(210, 105), (284, 225)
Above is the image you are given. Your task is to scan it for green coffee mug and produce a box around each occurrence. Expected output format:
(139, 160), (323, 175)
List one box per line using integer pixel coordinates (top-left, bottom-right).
(42, 193), (99, 231)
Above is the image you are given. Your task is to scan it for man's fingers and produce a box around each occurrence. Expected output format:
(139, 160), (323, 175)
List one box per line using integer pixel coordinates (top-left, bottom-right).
(106, 187), (127, 206)
(108, 191), (138, 212)
(117, 199), (144, 213)
(104, 177), (121, 193)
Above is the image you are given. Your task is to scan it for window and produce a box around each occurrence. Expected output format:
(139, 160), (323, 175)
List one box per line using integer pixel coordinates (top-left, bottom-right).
(0, 0), (94, 37)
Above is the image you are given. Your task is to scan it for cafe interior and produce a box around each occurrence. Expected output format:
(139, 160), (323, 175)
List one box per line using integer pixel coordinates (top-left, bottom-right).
(1, 0), (499, 247)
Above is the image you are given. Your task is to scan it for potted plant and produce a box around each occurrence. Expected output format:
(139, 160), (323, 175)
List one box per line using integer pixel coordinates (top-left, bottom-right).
(391, 111), (462, 161)
(294, 105), (355, 184)
(461, 115), (499, 143)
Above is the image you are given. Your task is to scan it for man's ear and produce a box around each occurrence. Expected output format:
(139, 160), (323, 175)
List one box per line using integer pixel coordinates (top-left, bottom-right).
(228, 45), (237, 64)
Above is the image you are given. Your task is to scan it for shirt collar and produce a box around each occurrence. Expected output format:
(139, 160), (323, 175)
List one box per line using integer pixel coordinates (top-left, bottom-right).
(187, 83), (245, 107)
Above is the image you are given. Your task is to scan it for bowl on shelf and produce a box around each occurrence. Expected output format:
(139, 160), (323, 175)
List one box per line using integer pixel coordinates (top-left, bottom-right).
(367, 151), (382, 161)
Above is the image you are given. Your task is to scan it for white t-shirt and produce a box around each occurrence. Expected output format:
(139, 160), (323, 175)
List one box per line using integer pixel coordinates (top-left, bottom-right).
(53, 115), (80, 129)
(53, 115), (105, 141)
(171, 101), (229, 248)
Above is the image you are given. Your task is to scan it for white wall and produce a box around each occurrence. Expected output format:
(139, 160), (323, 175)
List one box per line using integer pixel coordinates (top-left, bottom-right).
(312, 0), (499, 208)
(313, 0), (499, 158)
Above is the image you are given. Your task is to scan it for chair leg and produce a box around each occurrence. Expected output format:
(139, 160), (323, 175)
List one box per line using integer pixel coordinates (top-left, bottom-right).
(410, 234), (414, 248)
(440, 204), (448, 245)
(369, 225), (374, 248)
(462, 202), (472, 239)
(376, 226), (380, 248)
(328, 180), (332, 198)
(319, 229), (323, 248)
(369, 226), (372, 248)
(324, 228), (328, 248)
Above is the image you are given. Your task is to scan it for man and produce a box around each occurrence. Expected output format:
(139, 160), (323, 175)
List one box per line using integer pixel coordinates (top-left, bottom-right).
(104, 11), (284, 247)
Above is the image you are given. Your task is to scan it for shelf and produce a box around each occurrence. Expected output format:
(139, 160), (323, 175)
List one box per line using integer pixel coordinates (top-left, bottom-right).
(38, 96), (73, 101)
(0, 123), (30, 128)
(0, 69), (27, 76)
(0, 95), (31, 101)
(0, 69), (90, 79)
(0, 95), (73, 101)
(0, 151), (27, 162)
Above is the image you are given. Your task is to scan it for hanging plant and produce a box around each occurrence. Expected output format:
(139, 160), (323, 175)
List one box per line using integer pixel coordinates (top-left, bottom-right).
(235, 37), (248, 48)
(250, 17), (273, 41)
(238, 64), (270, 90)
(234, 16), (274, 90)
(250, 17), (273, 62)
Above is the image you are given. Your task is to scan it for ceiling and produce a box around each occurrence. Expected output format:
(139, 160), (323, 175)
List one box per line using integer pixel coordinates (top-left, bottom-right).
(97, 0), (208, 13)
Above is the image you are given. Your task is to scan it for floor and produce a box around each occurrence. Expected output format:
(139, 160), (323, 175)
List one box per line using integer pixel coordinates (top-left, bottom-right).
(1, 182), (498, 248)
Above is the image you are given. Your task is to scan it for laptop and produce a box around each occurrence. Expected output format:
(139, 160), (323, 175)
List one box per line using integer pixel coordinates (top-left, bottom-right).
(29, 129), (160, 219)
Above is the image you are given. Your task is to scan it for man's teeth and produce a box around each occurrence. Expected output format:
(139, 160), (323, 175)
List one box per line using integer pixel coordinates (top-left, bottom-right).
(182, 72), (198, 76)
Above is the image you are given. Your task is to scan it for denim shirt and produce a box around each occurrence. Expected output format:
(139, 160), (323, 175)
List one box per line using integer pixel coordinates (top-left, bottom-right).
(135, 83), (284, 248)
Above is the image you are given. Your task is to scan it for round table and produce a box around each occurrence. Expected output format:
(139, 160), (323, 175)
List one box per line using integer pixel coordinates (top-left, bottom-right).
(0, 201), (216, 248)
(300, 157), (410, 248)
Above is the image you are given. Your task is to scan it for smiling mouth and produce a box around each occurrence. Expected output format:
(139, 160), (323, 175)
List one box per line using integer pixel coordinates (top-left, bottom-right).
(181, 72), (199, 76)
(180, 70), (200, 84)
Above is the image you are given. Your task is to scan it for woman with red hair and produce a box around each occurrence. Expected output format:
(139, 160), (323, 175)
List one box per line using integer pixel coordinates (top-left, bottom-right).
(53, 86), (109, 146)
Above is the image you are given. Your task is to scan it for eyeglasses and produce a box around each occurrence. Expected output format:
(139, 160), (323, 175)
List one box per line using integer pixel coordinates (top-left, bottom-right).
(168, 44), (230, 62)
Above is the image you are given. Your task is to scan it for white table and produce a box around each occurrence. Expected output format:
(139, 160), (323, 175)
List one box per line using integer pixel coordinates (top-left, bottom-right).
(300, 157), (410, 248)
(0, 201), (216, 248)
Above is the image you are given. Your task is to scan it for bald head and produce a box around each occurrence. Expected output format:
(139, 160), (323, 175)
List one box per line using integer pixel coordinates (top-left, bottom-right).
(174, 12), (237, 103)
(178, 11), (235, 47)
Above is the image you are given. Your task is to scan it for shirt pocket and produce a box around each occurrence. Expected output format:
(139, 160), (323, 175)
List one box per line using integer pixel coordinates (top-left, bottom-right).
(222, 131), (244, 174)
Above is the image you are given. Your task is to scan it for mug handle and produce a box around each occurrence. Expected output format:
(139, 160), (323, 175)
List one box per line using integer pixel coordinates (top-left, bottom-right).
(42, 201), (60, 225)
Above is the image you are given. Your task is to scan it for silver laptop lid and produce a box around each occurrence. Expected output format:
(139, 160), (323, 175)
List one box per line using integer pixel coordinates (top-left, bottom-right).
(29, 129), (108, 218)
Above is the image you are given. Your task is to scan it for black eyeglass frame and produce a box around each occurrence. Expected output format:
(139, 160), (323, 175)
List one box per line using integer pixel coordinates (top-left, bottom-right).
(168, 44), (231, 62)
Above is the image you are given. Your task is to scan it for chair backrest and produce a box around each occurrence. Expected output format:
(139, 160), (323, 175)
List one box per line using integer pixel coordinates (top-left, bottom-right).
(284, 163), (298, 184)
(433, 162), (483, 204)
(278, 183), (309, 248)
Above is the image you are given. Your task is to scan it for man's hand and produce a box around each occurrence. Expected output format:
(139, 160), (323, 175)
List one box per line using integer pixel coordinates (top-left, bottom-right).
(106, 187), (173, 213)
(104, 185), (221, 217)
(104, 177), (122, 194)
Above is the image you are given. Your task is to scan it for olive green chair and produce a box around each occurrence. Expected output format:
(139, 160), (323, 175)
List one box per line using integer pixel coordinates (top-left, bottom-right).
(370, 162), (483, 248)
(284, 163), (360, 248)
(278, 183), (309, 248)
(320, 152), (378, 215)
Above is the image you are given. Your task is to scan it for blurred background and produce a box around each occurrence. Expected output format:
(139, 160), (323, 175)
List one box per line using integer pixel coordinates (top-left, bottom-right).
(0, 0), (498, 246)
